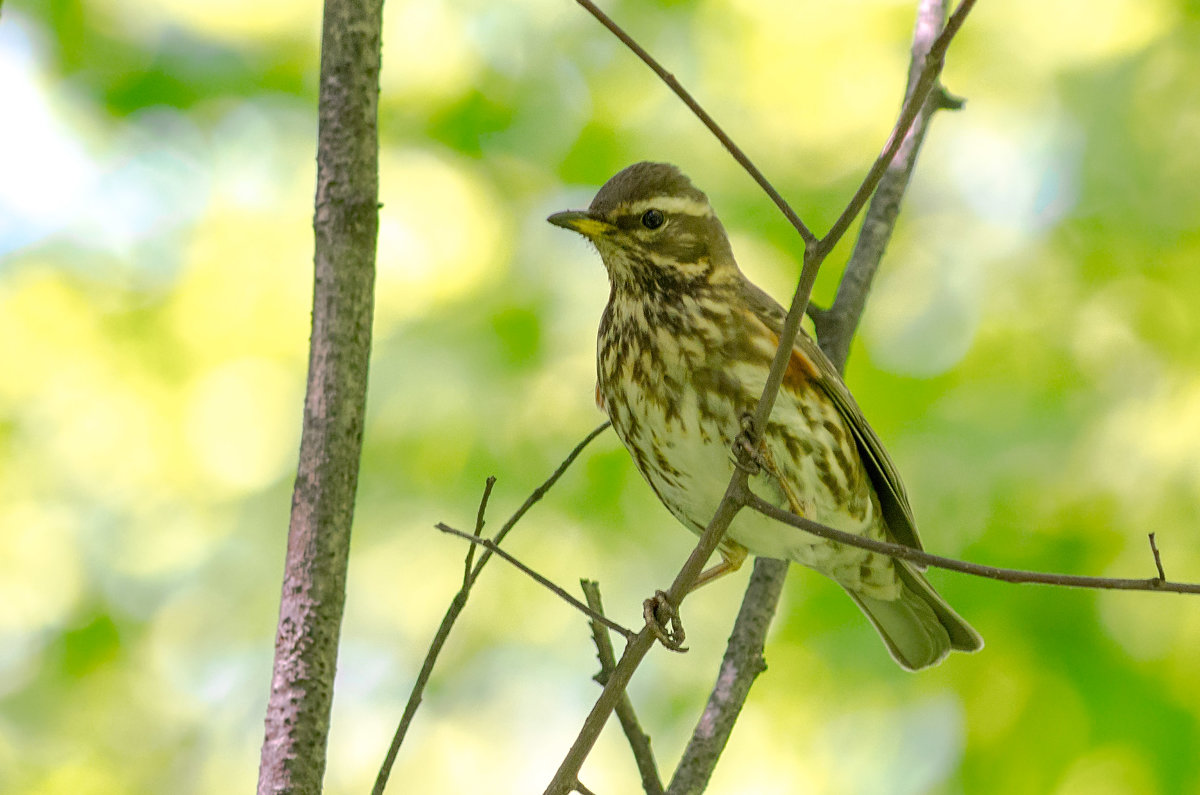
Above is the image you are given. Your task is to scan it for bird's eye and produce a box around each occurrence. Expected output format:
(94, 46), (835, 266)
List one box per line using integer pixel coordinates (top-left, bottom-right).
(641, 209), (665, 230)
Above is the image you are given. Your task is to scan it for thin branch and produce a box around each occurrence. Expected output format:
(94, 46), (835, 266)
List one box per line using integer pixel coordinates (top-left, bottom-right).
(814, 0), (959, 370)
(573, 0), (816, 246)
(742, 490), (1200, 594)
(665, 557), (788, 795)
(439, 526), (639, 641)
(814, 0), (977, 259)
(482, 422), (613, 570)
(749, 0), (979, 444)
(464, 476), (497, 587)
(545, 4), (979, 792)
(373, 422), (610, 795)
(671, 2), (958, 788)
(372, 589), (468, 795)
(581, 581), (664, 795)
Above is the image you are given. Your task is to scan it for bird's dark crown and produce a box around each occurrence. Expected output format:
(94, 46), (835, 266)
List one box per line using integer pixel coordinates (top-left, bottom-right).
(586, 162), (734, 273)
(547, 162), (742, 297)
(588, 162), (712, 218)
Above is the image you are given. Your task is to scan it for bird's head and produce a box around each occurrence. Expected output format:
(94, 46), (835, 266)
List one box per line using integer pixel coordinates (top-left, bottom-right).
(548, 162), (738, 294)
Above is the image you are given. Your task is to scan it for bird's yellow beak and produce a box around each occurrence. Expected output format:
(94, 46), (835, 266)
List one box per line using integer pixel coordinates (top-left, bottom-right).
(547, 210), (613, 239)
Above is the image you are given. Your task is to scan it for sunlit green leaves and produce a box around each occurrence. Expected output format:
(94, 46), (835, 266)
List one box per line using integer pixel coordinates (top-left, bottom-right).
(5, 0), (1200, 792)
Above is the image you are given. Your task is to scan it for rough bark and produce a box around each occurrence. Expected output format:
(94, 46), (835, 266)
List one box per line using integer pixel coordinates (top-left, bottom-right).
(257, 0), (383, 791)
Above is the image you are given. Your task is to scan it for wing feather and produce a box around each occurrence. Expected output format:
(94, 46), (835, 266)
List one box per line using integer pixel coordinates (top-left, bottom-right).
(737, 279), (923, 552)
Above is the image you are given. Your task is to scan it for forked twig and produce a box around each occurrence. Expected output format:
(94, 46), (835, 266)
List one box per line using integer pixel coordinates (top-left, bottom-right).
(572, 0), (816, 246)
(373, 423), (610, 795)
(439, 526), (638, 641)
(581, 580), (664, 795)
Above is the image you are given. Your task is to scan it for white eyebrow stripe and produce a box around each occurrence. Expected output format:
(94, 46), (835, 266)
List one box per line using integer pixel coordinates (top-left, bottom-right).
(625, 195), (713, 218)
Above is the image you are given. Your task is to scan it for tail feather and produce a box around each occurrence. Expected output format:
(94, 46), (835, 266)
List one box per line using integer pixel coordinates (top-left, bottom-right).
(845, 562), (983, 671)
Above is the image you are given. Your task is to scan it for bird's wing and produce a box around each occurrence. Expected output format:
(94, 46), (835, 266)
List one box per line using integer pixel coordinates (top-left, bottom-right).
(737, 278), (924, 552)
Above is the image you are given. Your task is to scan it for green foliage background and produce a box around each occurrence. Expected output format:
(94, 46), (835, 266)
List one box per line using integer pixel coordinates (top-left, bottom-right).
(3, 0), (1199, 792)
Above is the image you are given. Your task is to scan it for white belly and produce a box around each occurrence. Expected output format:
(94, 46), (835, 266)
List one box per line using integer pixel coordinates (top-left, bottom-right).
(605, 357), (883, 580)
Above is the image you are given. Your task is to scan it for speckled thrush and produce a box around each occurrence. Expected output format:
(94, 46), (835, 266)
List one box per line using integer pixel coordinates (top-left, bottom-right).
(549, 162), (982, 669)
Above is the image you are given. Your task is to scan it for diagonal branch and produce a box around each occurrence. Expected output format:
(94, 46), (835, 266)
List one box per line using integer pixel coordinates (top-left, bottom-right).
(373, 422), (610, 795)
(572, 0), (816, 246)
(484, 422), (614, 562)
(812, 0), (961, 370)
(742, 489), (1200, 594)
(665, 557), (788, 794)
(438, 525), (639, 641)
(814, 0), (976, 262)
(669, 2), (961, 789)
(581, 580), (664, 795)
(544, 3), (979, 793)
(749, 0), (979, 445)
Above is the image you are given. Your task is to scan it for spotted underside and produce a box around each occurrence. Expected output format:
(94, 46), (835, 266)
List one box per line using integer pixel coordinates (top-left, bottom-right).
(552, 160), (983, 669)
(597, 269), (902, 598)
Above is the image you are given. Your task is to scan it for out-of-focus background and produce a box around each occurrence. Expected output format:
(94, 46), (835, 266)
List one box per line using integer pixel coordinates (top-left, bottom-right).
(3, 0), (1199, 792)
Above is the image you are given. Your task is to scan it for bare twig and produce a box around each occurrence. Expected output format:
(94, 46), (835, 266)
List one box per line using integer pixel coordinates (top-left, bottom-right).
(749, 0), (979, 450)
(581, 581), (664, 795)
(544, 5), (978, 793)
(743, 490), (1200, 594)
(666, 558), (788, 795)
(439, 526), (639, 641)
(485, 422), (613, 562)
(464, 476), (497, 586)
(814, 0), (959, 369)
(670, 2), (958, 788)
(815, 0), (977, 260)
(373, 422), (610, 795)
(573, 0), (816, 246)
(1149, 533), (1167, 582)
(257, 0), (382, 791)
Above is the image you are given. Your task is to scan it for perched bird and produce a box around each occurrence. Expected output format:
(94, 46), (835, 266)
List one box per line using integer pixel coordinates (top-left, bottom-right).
(548, 162), (982, 670)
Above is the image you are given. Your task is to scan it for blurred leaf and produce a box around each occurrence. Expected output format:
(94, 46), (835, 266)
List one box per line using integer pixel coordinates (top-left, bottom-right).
(56, 614), (121, 678)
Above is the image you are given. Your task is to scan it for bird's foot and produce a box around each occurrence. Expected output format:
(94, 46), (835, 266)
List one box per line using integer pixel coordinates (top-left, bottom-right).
(732, 413), (766, 475)
(643, 590), (687, 652)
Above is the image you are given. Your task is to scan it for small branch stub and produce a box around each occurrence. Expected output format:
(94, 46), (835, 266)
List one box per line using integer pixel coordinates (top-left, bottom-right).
(1149, 533), (1167, 582)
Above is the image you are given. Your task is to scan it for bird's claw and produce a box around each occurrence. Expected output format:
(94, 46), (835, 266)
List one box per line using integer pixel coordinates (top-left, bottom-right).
(643, 590), (687, 652)
(732, 413), (766, 475)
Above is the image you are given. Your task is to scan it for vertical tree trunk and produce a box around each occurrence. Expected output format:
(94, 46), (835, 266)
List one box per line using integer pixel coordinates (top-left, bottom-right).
(257, 0), (383, 791)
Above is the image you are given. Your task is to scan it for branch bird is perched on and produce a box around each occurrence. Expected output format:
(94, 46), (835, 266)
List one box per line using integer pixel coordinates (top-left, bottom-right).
(549, 162), (982, 670)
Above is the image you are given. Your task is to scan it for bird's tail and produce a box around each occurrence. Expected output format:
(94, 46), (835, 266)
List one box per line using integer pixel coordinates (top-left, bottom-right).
(844, 562), (983, 671)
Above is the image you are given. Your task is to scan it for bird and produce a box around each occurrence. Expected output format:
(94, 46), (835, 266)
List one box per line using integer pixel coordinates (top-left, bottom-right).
(548, 161), (982, 670)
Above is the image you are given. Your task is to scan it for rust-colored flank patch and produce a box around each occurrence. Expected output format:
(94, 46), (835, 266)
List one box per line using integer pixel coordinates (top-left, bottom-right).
(784, 346), (819, 389)
(751, 313), (820, 390)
